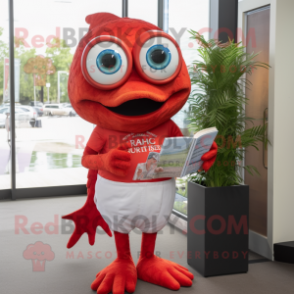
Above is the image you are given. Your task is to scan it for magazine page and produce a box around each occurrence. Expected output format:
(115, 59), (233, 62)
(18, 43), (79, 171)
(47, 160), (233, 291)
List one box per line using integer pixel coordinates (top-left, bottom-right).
(154, 137), (193, 178)
(133, 153), (162, 180)
(133, 137), (193, 180)
(183, 127), (218, 175)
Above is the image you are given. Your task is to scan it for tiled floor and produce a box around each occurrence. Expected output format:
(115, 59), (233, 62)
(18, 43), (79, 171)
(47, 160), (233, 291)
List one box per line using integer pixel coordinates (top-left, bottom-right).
(1, 196), (294, 294)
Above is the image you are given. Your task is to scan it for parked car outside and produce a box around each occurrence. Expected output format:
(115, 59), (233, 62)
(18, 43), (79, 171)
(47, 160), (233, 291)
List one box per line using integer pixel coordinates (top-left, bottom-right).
(0, 107), (35, 128)
(33, 106), (44, 117)
(61, 103), (71, 107)
(64, 105), (77, 116)
(0, 108), (8, 127)
(29, 102), (44, 117)
(30, 101), (43, 107)
(17, 106), (38, 126)
(0, 103), (21, 111)
(44, 104), (76, 117)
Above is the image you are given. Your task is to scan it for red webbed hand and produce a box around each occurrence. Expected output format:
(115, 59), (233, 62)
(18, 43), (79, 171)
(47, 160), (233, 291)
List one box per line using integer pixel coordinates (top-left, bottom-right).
(201, 141), (218, 172)
(102, 142), (132, 177)
(82, 143), (131, 178)
(62, 170), (112, 249)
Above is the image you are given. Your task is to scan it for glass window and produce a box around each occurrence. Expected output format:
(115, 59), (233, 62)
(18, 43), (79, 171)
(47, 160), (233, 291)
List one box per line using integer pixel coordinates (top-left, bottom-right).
(128, 0), (158, 26)
(168, 0), (210, 215)
(0, 0), (10, 190)
(0, 108), (8, 114)
(13, 0), (122, 188)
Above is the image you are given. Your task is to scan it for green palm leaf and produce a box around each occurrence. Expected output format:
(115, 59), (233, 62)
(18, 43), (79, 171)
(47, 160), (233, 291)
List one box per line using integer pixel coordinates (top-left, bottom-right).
(187, 32), (270, 187)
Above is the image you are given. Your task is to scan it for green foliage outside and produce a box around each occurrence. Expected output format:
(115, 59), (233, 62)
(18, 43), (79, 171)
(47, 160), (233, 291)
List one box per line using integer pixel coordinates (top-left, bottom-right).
(0, 27), (9, 103)
(0, 27), (73, 105)
(187, 32), (270, 187)
(173, 200), (187, 215)
(176, 177), (188, 197)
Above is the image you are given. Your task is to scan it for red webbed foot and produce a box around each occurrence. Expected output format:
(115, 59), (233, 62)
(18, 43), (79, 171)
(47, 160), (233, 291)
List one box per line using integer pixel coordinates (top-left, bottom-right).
(91, 231), (137, 294)
(137, 233), (193, 290)
(136, 255), (194, 290)
(91, 258), (137, 294)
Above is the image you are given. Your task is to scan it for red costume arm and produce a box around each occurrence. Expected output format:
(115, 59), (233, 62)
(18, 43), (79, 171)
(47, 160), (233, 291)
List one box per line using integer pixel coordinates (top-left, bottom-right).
(62, 171), (112, 248)
(81, 143), (131, 177)
(169, 120), (184, 137)
(201, 141), (218, 172)
(62, 141), (132, 248)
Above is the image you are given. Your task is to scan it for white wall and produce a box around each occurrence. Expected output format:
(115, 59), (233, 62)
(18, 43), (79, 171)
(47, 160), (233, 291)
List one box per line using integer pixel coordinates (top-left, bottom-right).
(271, 0), (294, 245)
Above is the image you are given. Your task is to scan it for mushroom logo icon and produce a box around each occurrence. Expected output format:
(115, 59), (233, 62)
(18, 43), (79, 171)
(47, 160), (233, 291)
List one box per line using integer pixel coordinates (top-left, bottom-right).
(23, 241), (55, 272)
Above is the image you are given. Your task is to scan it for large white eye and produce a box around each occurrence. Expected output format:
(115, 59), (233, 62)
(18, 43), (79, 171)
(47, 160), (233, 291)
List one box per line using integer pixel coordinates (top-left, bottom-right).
(134, 31), (182, 84)
(81, 36), (132, 89)
(86, 42), (127, 84)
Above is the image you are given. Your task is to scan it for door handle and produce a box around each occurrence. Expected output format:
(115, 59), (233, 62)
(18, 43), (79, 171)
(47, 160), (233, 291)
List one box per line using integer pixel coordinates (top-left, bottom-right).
(263, 108), (268, 169)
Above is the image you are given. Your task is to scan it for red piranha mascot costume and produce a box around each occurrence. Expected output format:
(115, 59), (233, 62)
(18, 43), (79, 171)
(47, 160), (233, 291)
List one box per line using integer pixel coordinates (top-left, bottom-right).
(63, 12), (217, 294)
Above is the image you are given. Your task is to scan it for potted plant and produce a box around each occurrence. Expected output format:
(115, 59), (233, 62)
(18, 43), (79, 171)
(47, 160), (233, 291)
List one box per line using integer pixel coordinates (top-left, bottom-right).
(186, 32), (269, 277)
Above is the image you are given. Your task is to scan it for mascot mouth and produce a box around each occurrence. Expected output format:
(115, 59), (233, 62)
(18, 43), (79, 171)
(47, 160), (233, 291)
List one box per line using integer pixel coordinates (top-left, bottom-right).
(105, 98), (165, 116)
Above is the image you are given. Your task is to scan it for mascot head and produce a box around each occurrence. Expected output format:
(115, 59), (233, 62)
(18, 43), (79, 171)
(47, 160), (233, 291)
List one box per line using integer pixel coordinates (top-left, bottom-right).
(68, 13), (191, 133)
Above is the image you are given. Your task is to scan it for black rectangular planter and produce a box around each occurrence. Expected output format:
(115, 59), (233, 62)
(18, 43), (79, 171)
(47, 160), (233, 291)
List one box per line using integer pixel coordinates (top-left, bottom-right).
(274, 241), (294, 264)
(187, 182), (249, 277)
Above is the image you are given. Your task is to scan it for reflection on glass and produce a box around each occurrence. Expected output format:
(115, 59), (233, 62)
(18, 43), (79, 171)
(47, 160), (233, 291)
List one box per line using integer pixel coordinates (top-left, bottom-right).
(174, 177), (188, 215)
(168, 0), (209, 215)
(29, 152), (82, 171)
(0, 1), (10, 190)
(12, 0), (122, 188)
(129, 0), (158, 25)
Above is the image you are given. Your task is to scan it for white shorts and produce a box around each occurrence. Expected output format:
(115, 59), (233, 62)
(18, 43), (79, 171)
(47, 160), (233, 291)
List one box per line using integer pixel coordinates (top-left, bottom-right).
(94, 176), (176, 233)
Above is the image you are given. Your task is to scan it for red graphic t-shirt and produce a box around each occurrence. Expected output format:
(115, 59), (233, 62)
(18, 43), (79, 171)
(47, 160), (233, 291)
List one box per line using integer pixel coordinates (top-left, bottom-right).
(87, 119), (183, 183)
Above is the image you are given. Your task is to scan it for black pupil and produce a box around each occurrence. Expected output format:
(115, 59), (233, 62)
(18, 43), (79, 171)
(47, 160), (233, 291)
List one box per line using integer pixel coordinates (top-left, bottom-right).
(101, 54), (116, 69)
(151, 49), (166, 64)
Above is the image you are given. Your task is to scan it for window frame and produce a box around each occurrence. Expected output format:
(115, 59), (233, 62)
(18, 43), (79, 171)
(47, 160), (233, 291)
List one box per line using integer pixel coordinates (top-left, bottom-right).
(1, 0), (234, 211)
(0, 0), (193, 202)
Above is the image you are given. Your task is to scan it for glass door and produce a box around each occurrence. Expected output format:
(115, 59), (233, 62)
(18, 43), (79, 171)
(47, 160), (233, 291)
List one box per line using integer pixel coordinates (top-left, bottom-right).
(128, 0), (158, 25)
(12, 0), (122, 190)
(0, 0), (11, 193)
(245, 6), (270, 236)
(168, 0), (210, 216)
(1, 0), (211, 206)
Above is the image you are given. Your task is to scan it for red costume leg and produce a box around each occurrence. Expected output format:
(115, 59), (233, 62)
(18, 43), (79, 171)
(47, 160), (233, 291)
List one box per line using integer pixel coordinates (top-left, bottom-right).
(136, 233), (194, 290)
(91, 231), (137, 294)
